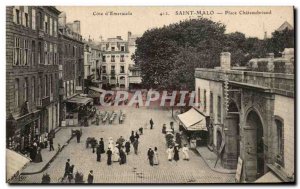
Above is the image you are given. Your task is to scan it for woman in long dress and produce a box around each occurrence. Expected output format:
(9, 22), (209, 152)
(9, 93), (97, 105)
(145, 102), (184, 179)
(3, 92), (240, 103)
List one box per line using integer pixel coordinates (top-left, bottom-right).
(173, 145), (180, 162)
(182, 144), (190, 161)
(153, 147), (159, 165)
(166, 146), (173, 161)
(108, 137), (114, 150)
(112, 145), (120, 162)
(33, 147), (43, 163)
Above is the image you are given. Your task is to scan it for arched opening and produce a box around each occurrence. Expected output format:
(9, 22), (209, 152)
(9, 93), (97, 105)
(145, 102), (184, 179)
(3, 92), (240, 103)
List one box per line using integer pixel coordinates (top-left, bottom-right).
(245, 110), (265, 182)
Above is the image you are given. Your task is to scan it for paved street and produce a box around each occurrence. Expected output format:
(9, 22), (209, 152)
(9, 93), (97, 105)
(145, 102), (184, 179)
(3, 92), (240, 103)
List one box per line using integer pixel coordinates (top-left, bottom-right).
(12, 106), (234, 184)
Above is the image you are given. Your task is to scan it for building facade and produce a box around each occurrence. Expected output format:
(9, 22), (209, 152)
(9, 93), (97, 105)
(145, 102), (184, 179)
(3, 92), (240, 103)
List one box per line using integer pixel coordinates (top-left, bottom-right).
(195, 49), (294, 182)
(98, 32), (140, 90)
(58, 12), (84, 125)
(6, 6), (61, 153)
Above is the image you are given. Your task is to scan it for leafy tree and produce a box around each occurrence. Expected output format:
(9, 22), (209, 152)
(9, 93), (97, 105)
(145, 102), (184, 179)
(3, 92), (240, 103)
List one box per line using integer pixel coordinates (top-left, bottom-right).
(266, 28), (294, 57)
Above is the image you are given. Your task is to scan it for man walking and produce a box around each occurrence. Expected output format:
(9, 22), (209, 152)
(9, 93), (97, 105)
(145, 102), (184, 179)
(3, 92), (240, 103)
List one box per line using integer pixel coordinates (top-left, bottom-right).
(49, 138), (54, 151)
(76, 130), (81, 143)
(125, 140), (131, 155)
(150, 118), (154, 129)
(133, 138), (139, 155)
(64, 159), (70, 178)
(106, 148), (112, 165)
(87, 170), (94, 184)
(99, 138), (105, 154)
(96, 144), (101, 162)
(147, 147), (154, 166)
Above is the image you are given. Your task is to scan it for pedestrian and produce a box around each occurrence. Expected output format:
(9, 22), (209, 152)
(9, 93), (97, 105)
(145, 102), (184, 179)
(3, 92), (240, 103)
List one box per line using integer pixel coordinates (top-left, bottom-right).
(108, 137), (114, 150)
(175, 133), (182, 148)
(182, 144), (190, 161)
(153, 147), (159, 165)
(44, 136), (48, 148)
(173, 144), (180, 162)
(33, 146), (43, 163)
(99, 138), (105, 154)
(49, 138), (54, 151)
(162, 124), (167, 134)
(139, 127), (143, 135)
(117, 136), (125, 148)
(150, 118), (154, 129)
(119, 147), (126, 165)
(64, 159), (70, 178)
(87, 170), (94, 184)
(68, 165), (74, 183)
(147, 147), (154, 166)
(113, 145), (120, 162)
(76, 130), (81, 143)
(91, 139), (97, 153)
(125, 140), (131, 155)
(166, 146), (173, 161)
(132, 138), (139, 155)
(130, 133), (135, 143)
(96, 144), (101, 162)
(135, 132), (140, 141)
(106, 148), (112, 165)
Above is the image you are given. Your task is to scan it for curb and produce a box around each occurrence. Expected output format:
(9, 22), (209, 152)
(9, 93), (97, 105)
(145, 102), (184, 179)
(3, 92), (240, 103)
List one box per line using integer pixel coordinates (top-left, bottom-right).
(195, 149), (236, 175)
(21, 135), (74, 175)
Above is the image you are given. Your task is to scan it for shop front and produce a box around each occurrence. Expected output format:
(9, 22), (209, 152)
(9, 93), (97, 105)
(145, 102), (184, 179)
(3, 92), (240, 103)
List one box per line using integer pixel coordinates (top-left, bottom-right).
(64, 95), (94, 127)
(177, 108), (209, 148)
(7, 111), (41, 155)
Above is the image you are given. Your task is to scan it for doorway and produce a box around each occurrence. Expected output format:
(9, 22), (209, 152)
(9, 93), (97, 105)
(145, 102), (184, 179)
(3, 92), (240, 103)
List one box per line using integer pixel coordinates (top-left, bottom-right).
(245, 110), (265, 182)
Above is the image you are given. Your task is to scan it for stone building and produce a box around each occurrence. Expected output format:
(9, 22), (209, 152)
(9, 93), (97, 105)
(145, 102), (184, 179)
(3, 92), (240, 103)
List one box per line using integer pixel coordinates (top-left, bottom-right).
(58, 12), (84, 126)
(195, 49), (294, 182)
(6, 6), (61, 152)
(98, 32), (140, 90)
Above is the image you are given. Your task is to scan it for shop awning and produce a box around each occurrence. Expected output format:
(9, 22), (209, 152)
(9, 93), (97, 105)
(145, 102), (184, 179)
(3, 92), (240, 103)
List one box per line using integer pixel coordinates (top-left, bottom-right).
(6, 149), (31, 182)
(67, 96), (93, 105)
(255, 171), (282, 183)
(177, 108), (207, 131)
(89, 87), (106, 93)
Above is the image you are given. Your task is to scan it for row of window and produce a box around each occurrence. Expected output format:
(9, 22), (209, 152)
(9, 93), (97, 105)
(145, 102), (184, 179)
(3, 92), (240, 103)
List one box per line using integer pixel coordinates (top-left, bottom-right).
(100, 45), (126, 52)
(101, 76), (125, 80)
(101, 65), (125, 74)
(14, 74), (58, 109)
(102, 54), (125, 62)
(64, 43), (83, 58)
(13, 6), (58, 37)
(64, 80), (76, 98)
(198, 88), (222, 122)
(13, 37), (59, 66)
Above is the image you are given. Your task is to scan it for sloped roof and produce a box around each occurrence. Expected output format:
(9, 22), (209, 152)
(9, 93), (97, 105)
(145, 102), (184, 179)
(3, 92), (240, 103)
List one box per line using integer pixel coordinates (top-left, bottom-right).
(276, 21), (293, 32)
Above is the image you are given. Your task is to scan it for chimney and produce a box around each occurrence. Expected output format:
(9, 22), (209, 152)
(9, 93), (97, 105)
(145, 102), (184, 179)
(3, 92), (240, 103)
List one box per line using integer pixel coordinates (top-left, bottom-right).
(73, 20), (81, 34)
(116, 36), (122, 40)
(58, 12), (66, 27)
(220, 52), (231, 70)
(128, 31), (132, 40)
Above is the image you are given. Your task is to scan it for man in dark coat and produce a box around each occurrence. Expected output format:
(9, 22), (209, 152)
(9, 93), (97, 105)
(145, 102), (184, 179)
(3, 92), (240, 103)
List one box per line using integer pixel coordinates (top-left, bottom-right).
(135, 132), (140, 141)
(173, 145), (180, 162)
(132, 138), (139, 155)
(130, 134), (135, 143)
(125, 140), (131, 155)
(99, 138), (105, 154)
(64, 159), (70, 178)
(76, 130), (81, 143)
(49, 138), (54, 151)
(119, 147), (126, 165)
(96, 145), (101, 162)
(150, 118), (154, 129)
(87, 170), (94, 184)
(106, 148), (112, 165)
(147, 147), (154, 166)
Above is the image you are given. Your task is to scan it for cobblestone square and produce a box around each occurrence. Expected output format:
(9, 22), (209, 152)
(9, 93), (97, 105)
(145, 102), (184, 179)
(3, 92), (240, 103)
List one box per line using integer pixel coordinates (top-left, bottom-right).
(12, 106), (235, 184)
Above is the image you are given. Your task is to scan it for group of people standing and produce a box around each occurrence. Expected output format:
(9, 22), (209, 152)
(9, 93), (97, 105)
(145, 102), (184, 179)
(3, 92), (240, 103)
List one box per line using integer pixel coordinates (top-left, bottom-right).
(166, 144), (190, 162)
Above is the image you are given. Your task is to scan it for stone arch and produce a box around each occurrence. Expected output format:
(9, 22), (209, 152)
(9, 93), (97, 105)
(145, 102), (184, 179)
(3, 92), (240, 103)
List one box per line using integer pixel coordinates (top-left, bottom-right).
(244, 108), (266, 182)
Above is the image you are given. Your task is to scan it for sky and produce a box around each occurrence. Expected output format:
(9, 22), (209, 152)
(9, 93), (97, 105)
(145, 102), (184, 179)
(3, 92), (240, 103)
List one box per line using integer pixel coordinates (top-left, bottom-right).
(55, 6), (293, 41)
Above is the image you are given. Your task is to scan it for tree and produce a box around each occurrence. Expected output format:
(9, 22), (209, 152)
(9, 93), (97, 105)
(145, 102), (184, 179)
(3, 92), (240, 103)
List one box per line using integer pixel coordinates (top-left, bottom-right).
(134, 18), (226, 90)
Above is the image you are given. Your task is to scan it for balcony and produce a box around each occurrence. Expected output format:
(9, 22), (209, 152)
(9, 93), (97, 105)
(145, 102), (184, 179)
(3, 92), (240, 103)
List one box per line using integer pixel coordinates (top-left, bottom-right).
(36, 96), (50, 109)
